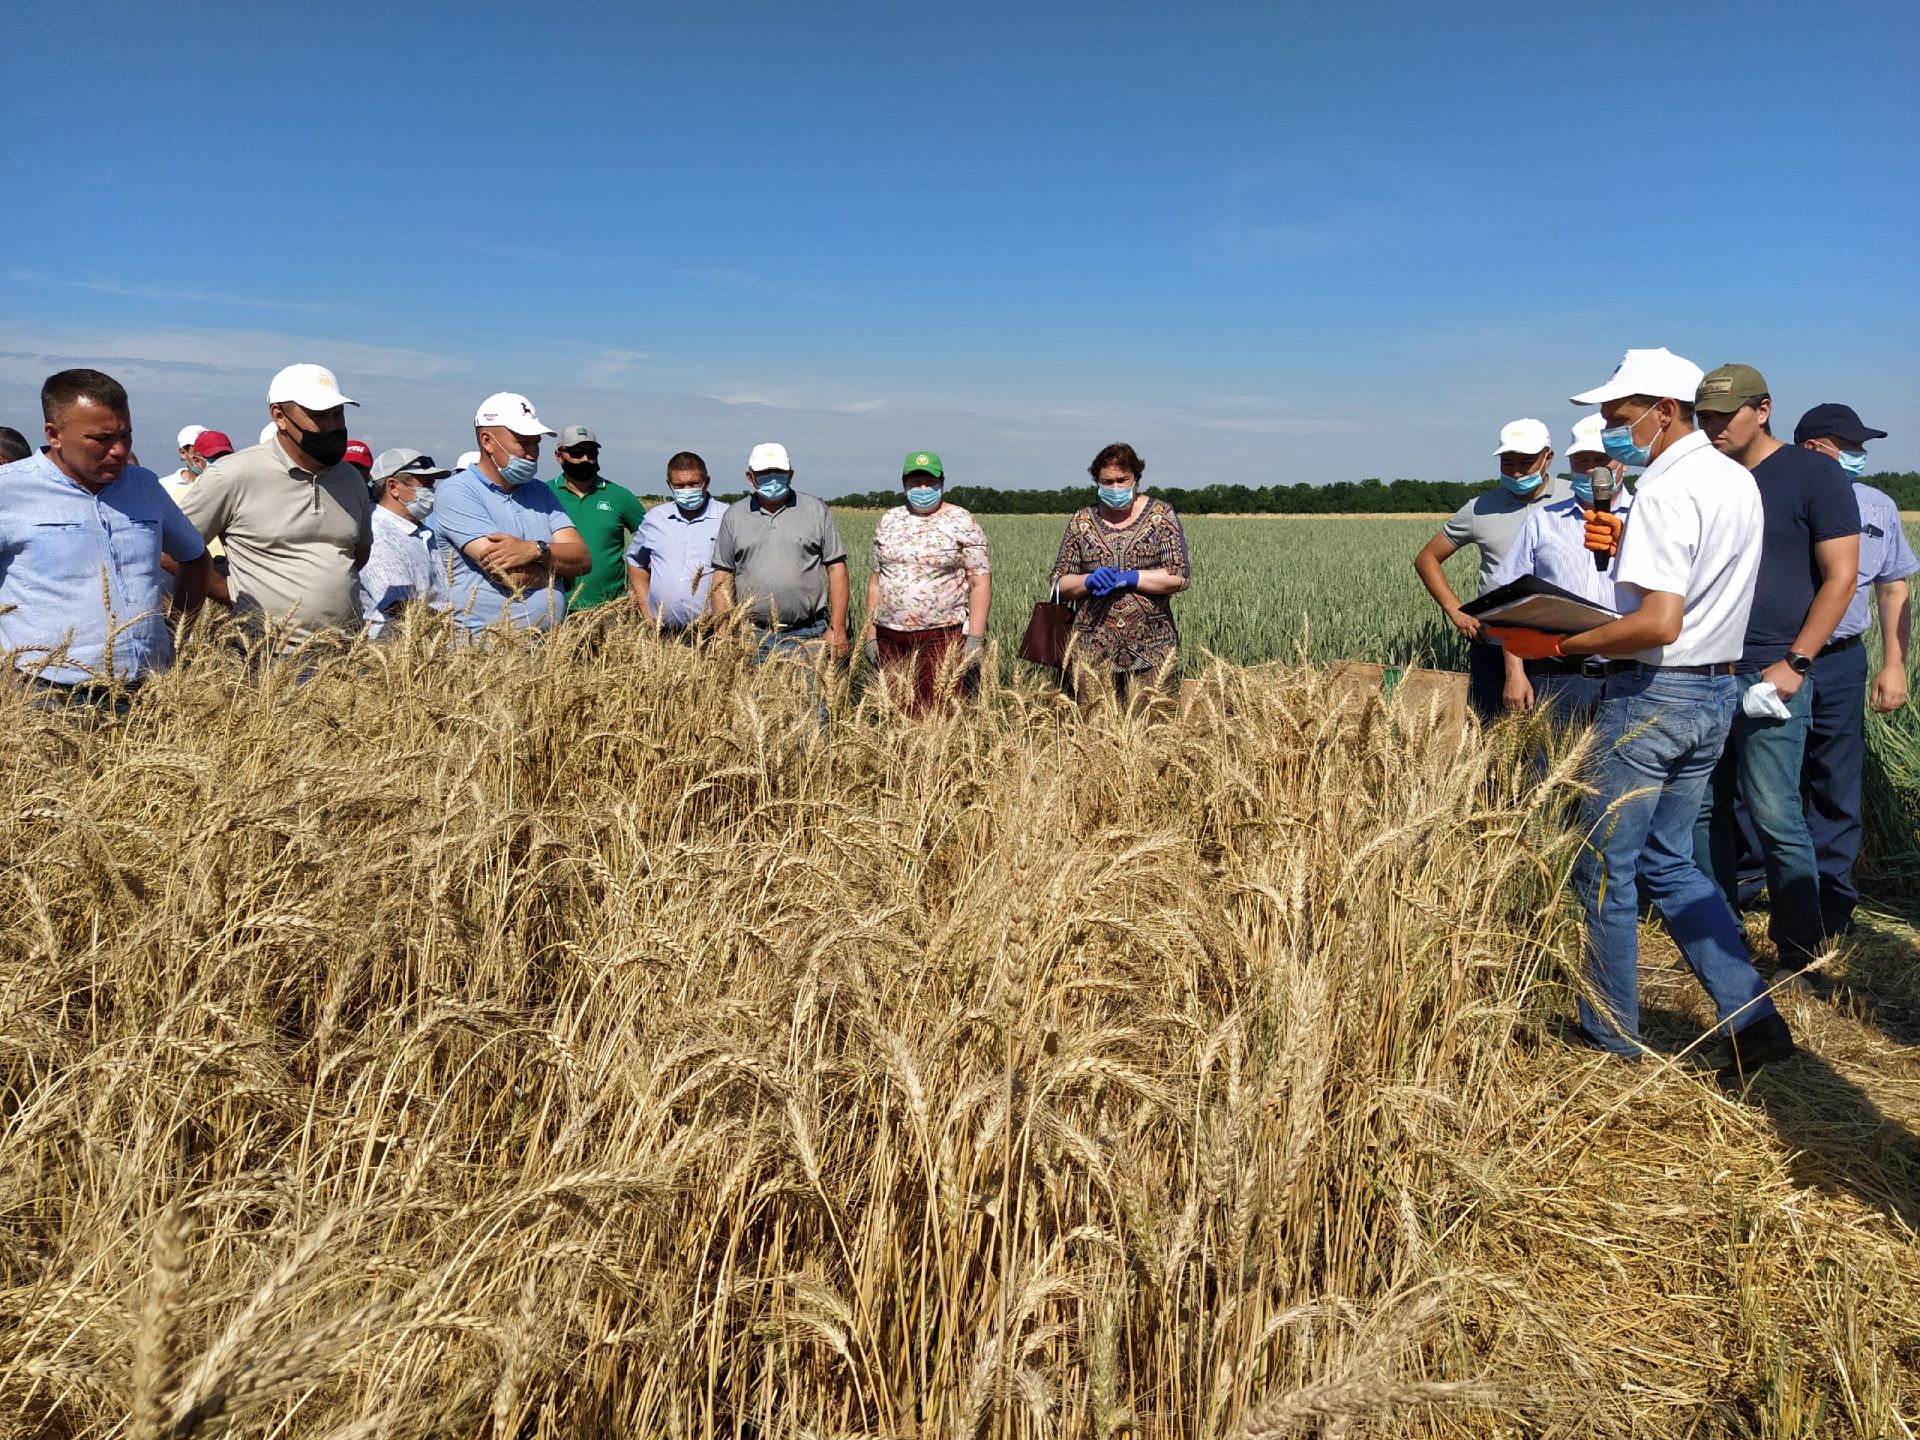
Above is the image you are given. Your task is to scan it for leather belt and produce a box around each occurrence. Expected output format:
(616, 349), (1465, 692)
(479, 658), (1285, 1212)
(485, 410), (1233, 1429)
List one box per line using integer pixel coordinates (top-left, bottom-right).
(1819, 634), (1863, 658)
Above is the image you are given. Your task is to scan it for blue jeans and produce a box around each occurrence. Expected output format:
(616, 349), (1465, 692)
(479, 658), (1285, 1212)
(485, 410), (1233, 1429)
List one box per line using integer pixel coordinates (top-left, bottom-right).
(1527, 664), (1605, 727)
(1802, 642), (1868, 932)
(1694, 668), (1822, 968)
(1573, 670), (1777, 1054)
(753, 619), (830, 725)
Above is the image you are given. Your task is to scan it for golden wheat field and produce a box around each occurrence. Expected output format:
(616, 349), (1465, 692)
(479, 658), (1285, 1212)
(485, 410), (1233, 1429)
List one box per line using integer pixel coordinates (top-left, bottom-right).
(2, 610), (1917, 1439)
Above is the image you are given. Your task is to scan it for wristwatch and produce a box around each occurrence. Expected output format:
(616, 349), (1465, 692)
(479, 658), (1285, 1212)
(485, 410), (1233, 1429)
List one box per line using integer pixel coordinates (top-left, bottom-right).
(536, 540), (552, 563)
(1786, 651), (1813, 676)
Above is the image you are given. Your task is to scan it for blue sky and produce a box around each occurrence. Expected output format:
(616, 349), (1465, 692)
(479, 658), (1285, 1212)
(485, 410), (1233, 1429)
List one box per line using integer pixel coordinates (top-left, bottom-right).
(4, 0), (1916, 492)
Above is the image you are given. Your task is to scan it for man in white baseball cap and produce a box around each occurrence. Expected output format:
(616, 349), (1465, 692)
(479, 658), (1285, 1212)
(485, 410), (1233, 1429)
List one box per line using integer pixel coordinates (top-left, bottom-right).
(1483, 414), (1639, 722)
(156, 423), (209, 503)
(429, 393), (588, 640)
(1486, 347), (1789, 1074)
(176, 363), (372, 649)
(1413, 417), (1566, 721)
(709, 442), (851, 667)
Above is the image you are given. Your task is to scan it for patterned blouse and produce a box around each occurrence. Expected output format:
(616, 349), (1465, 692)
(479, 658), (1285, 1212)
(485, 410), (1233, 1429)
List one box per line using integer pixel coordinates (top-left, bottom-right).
(872, 503), (992, 631)
(1048, 497), (1190, 673)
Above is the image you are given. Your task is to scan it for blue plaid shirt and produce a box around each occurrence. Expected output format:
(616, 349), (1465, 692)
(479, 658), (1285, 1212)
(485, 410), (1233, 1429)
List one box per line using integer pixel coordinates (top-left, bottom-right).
(0, 453), (207, 684)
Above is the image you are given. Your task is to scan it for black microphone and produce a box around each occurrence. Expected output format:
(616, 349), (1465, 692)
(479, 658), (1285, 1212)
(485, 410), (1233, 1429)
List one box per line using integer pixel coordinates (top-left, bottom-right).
(1589, 467), (1619, 571)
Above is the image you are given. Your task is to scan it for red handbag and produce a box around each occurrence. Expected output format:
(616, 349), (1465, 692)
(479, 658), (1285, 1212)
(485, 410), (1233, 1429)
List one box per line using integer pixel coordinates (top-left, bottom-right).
(1017, 583), (1073, 668)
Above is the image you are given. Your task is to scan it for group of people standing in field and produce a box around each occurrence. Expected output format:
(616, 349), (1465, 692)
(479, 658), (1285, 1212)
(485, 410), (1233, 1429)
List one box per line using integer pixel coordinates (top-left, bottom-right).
(1, 351), (1911, 1078)
(0, 365), (1191, 719)
(1413, 347), (1912, 1075)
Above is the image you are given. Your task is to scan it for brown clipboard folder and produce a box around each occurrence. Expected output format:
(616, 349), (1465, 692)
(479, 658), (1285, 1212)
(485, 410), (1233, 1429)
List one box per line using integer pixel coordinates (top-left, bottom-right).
(1460, 575), (1621, 634)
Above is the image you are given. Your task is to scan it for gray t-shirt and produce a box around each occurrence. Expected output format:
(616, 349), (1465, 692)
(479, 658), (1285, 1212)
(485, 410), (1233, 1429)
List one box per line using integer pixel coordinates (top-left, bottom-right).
(1442, 478), (1570, 595)
(178, 439), (372, 643)
(711, 491), (847, 629)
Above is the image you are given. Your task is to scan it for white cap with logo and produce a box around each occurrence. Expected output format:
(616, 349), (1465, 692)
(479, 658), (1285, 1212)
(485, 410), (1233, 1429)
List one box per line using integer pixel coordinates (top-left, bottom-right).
(748, 442), (792, 472)
(177, 424), (207, 448)
(1569, 414), (1608, 456)
(268, 363), (359, 410)
(474, 392), (557, 437)
(1494, 418), (1552, 456)
(1570, 348), (1705, 406)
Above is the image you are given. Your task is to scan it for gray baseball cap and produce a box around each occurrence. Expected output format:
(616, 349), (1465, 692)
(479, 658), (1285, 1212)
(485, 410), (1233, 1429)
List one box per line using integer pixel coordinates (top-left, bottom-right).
(556, 424), (598, 449)
(370, 447), (452, 483)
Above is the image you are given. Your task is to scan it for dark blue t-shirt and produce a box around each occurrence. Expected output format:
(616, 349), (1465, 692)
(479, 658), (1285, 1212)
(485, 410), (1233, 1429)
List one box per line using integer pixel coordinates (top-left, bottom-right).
(1741, 444), (1859, 667)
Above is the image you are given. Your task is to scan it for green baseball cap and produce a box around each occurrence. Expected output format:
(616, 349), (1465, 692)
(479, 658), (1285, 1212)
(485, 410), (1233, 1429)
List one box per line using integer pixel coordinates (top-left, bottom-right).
(902, 450), (943, 478)
(1694, 364), (1770, 414)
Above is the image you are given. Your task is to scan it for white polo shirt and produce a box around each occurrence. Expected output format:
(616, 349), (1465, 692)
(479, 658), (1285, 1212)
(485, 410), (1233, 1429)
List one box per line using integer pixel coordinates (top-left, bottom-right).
(1611, 429), (1762, 666)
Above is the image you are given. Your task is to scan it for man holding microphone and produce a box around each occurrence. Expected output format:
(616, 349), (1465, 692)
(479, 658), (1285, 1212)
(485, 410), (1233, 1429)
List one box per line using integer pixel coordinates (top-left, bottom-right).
(1487, 348), (1792, 1074)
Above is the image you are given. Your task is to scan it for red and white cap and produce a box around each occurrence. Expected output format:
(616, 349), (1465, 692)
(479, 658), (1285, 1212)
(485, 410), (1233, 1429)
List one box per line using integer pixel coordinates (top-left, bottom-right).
(474, 392), (556, 437)
(268, 363), (359, 410)
(343, 440), (374, 470)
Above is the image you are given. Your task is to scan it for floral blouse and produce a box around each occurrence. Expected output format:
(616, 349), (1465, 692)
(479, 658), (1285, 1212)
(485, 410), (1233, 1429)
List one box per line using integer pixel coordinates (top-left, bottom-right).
(1048, 497), (1190, 672)
(872, 503), (991, 631)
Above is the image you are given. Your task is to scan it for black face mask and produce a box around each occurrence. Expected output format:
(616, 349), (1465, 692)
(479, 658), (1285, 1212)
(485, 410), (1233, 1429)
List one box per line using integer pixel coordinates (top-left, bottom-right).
(561, 458), (600, 483)
(294, 427), (350, 468)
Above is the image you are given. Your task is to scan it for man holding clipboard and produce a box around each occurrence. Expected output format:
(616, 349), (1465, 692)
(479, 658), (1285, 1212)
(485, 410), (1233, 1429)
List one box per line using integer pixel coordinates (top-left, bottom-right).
(1481, 415), (1633, 721)
(1486, 348), (1794, 1074)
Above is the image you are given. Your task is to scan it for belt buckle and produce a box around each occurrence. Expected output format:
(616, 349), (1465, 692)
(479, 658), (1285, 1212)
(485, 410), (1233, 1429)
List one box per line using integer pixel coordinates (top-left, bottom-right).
(1579, 657), (1609, 679)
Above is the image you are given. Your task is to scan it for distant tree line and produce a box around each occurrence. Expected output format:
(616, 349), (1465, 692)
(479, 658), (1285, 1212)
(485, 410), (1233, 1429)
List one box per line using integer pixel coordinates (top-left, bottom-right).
(826, 472), (1920, 514)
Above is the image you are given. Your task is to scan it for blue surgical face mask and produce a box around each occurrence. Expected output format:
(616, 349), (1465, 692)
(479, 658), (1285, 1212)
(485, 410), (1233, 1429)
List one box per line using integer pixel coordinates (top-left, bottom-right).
(753, 472), (792, 503)
(1601, 404), (1662, 468)
(1097, 483), (1135, 510)
(1497, 468), (1547, 497)
(904, 483), (942, 511)
(1570, 475), (1595, 507)
(498, 452), (539, 487)
(1832, 448), (1867, 478)
(670, 484), (708, 511)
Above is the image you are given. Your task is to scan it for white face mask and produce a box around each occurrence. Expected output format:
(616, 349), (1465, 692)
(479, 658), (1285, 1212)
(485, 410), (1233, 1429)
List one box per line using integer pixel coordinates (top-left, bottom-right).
(404, 488), (436, 522)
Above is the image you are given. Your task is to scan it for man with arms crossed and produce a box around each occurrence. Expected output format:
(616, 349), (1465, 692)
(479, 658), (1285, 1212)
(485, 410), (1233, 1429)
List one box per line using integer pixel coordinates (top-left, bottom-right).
(432, 393), (590, 641)
(1689, 366), (1858, 975)
(1490, 348), (1791, 1072)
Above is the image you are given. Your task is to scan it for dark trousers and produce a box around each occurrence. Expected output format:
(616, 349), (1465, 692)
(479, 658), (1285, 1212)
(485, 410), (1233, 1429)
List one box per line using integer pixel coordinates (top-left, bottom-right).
(1803, 641), (1869, 933)
(1467, 639), (1505, 723)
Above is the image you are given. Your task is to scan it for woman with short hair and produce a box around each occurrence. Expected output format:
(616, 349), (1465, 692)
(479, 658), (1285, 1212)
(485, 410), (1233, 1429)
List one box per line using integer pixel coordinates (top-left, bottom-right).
(1047, 442), (1191, 702)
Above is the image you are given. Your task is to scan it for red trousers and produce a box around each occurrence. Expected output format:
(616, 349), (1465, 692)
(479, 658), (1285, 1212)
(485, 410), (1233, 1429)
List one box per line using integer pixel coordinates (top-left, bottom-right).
(875, 623), (974, 714)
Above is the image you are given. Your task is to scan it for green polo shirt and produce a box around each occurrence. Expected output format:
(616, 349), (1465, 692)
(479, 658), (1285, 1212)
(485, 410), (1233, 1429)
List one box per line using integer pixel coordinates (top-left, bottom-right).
(547, 474), (648, 610)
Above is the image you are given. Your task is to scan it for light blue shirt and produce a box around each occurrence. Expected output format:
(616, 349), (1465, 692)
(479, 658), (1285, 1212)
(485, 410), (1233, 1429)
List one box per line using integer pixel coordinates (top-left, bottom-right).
(1486, 491), (1636, 611)
(0, 453), (206, 684)
(430, 466), (572, 636)
(626, 499), (725, 627)
(1834, 483), (1918, 641)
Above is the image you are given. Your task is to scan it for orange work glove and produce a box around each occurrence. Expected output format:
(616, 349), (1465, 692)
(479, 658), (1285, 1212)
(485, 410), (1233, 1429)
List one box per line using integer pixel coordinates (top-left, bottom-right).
(1583, 508), (1625, 557)
(1485, 626), (1565, 661)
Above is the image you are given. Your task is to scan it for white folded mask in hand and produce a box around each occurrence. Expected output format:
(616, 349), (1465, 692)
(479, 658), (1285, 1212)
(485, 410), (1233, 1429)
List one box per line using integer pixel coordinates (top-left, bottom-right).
(1742, 680), (1793, 720)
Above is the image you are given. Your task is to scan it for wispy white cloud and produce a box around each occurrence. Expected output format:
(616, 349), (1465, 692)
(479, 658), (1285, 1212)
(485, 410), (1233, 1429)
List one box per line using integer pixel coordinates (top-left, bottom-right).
(4, 269), (343, 314)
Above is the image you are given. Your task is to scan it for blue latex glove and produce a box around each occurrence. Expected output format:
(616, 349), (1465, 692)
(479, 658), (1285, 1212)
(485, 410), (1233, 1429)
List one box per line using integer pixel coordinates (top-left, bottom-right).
(1116, 569), (1140, 592)
(1084, 566), (1117, 597)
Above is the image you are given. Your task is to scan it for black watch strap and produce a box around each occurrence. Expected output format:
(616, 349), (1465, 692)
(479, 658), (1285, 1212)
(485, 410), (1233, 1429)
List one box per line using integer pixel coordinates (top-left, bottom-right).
(1787, 651), (1813, 676)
